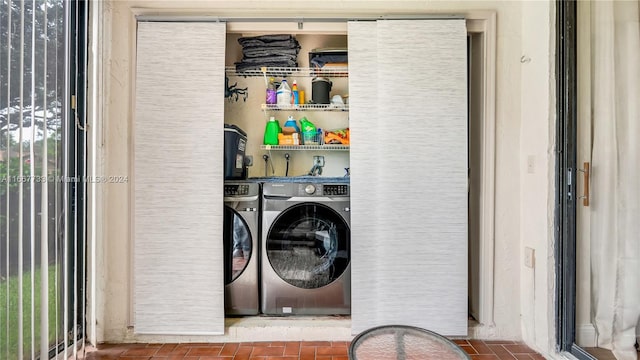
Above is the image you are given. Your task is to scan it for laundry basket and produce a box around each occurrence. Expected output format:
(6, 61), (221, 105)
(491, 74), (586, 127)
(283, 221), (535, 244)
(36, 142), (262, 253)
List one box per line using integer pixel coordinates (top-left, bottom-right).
(302, 131), (322, 145)
(348, 325), (471, 360)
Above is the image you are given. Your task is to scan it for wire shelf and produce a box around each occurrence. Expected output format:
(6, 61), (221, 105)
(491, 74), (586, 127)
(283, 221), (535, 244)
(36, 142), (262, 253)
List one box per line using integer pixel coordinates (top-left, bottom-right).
(226, 66), (348, 78)
(261, 104), (348, 111)
(260, 144), (349, 151)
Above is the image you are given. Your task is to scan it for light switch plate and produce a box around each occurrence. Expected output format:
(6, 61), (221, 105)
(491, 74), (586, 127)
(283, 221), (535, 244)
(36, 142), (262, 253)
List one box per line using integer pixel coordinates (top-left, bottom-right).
(527, 155), (535, 174)
(525, 247), (535, 268)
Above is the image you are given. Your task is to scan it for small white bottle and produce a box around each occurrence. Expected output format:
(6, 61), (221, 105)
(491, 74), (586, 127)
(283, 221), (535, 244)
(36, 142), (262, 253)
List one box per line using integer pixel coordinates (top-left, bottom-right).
(276, 79), (291, 107)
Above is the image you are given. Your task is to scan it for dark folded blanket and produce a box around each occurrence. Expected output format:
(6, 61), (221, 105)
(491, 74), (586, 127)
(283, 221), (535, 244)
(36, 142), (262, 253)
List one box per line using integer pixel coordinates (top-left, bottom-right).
(235, 35), (300, 73)
(243, 47), (300, 58)
(240, 39), (300, 49)
(238, 34), (295, 44)
(238, 54), (298, 64)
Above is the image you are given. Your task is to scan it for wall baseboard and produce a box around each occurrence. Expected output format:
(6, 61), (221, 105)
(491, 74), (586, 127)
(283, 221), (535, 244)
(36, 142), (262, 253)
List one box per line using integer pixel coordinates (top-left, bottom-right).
(576, 323), (597, 347)
(466, 322), (521, 341)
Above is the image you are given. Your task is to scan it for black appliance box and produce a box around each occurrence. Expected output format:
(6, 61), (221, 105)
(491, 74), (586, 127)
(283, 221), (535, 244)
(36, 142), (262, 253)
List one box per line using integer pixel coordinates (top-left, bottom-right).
(224, 124), (248, 180)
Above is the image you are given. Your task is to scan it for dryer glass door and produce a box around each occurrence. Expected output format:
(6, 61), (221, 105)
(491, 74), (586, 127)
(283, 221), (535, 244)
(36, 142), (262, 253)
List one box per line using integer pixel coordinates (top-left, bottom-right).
(266, 202), (350, 289)
(223, 206), (253, 284)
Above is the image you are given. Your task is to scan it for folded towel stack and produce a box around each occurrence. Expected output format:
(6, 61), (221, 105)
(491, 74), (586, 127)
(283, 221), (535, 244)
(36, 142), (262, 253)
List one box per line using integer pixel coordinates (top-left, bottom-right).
(235, 34), (301, 73)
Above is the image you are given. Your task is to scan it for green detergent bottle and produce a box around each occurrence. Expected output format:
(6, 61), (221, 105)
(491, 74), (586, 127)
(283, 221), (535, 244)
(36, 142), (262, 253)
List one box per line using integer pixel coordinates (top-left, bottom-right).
(264, 116), (280, 145)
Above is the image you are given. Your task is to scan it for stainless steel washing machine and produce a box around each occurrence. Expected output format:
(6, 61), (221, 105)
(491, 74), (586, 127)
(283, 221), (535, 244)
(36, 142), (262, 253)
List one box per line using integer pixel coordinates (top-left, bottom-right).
(261, 179), (350, 315)
(224, 181), (260, 315)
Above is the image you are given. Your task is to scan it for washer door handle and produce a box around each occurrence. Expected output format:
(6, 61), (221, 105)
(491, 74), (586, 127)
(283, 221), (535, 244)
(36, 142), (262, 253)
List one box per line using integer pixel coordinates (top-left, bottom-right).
(263, 195), (293, 200)
(224, 195), (259, 202)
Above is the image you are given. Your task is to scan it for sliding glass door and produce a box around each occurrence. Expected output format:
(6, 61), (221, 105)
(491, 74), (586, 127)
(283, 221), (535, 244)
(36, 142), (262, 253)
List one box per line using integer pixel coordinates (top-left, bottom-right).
(0, 0), (85, 358)
(557, 1), (640, 359)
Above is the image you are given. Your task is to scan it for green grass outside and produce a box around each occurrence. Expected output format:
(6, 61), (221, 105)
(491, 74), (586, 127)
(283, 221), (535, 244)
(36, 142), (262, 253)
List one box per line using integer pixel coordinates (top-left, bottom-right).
(0, 265), (61, 360)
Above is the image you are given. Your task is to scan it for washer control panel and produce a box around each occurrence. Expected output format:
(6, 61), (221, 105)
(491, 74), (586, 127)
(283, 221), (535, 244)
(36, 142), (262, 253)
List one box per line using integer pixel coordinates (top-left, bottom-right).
(263, 182), (349, 197)
(323, 184), (349, 196)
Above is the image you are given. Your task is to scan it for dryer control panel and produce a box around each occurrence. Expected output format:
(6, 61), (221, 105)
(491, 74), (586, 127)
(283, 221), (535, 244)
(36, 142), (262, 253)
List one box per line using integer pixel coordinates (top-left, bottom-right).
(225, 184), (250, 196)
(224, 182), (259, 198)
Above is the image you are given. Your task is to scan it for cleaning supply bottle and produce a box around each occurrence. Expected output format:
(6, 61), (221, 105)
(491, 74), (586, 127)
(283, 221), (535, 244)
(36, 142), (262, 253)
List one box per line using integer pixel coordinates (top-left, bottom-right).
(291, 80), (299, 105)
(264, 116), (280, 145)
(276, 79), (291, 106)
(266, 77), (277, 105)
(283, 115), (300, 133)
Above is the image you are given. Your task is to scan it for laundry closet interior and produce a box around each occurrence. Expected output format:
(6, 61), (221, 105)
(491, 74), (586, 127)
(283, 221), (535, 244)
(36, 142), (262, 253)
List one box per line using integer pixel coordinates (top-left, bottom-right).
(224, 27), (351, 179)
(133, 17), (473, 339)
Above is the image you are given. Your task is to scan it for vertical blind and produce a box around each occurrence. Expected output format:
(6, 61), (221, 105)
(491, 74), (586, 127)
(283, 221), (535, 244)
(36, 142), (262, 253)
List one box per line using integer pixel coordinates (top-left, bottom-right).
(0, 0), (81, 359)
(134, 22), (226, 335)
(349, 19), (469, 336)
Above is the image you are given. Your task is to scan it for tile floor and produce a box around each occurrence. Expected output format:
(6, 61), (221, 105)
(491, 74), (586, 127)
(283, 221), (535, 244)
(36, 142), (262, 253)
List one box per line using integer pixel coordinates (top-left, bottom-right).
(585, 346), (640, 360)
(79, 340), (546, 359)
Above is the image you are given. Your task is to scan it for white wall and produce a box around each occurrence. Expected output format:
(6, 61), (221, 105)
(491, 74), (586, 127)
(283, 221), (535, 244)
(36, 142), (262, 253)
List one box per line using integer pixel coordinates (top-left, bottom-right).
(96, 0), (558, 356)
(518, 1), (556, 355)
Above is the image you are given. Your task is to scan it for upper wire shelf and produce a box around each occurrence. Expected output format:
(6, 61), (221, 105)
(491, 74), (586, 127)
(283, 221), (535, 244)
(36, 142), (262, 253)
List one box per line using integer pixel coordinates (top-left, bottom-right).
(261, 104), (349, 111)
(260, 144), (349, 151)
(225, 66), (348, 78)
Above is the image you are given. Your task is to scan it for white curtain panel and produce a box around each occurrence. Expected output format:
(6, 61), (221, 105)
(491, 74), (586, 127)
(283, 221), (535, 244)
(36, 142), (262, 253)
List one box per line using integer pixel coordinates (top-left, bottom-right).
(134, 22), (226, 335)
(590, 1), (640, 359)
(349, 19), (468, 336)
(348, 20), (381, 334)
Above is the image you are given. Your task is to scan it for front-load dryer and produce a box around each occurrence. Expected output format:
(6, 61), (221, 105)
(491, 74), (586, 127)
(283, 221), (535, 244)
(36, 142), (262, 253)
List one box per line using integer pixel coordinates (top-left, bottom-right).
(223, 181), (260, 315)
(261, 179), (350, 315)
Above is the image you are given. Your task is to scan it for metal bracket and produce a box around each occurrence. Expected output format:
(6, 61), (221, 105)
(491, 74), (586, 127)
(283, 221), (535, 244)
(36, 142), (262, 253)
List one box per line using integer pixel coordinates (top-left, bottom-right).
(567, 168), (573, 200)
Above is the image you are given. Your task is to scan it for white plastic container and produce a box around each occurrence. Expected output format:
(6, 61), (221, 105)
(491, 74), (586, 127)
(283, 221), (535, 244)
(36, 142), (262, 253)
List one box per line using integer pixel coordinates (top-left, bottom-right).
(276, 79), (291, 106)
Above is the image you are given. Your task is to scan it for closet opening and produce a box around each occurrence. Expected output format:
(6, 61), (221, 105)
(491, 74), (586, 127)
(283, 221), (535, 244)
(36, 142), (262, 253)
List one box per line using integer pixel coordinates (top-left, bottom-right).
(221, 19), (489, 334)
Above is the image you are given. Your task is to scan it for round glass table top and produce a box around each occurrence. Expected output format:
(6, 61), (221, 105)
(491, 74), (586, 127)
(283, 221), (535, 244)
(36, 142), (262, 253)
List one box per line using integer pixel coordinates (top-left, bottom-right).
(348, 325), (471, 360)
